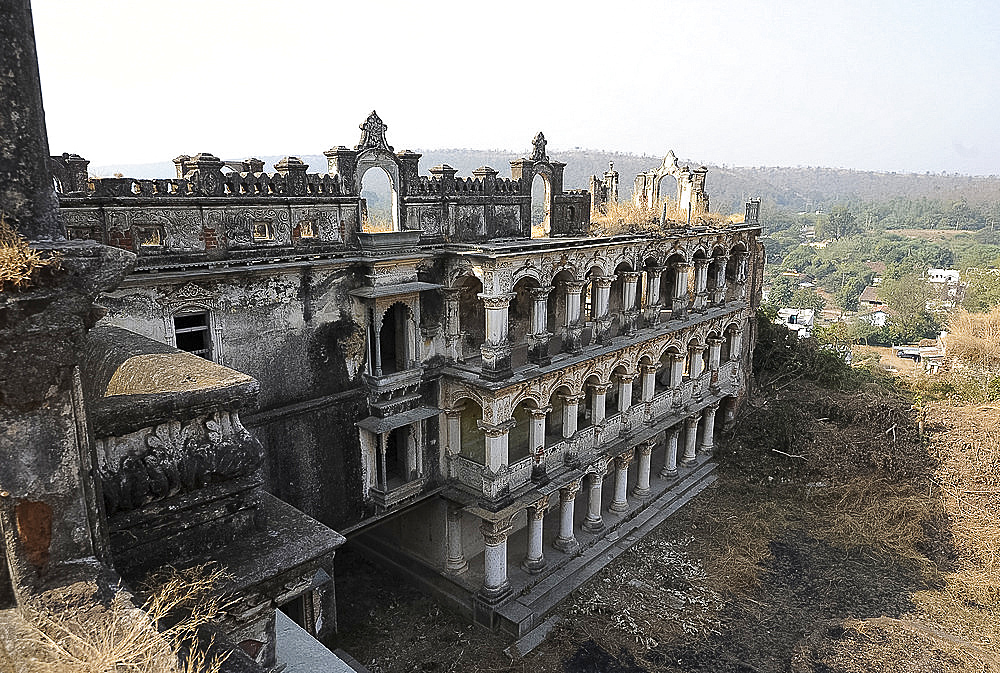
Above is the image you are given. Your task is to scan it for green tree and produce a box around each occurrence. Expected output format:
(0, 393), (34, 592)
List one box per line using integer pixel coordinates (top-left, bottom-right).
(816, 206), (860, 240)
(879, 272), (941, 343)
(789, 287), (827, 314)
(962, 268), (1000, 312)
(767, 274), (798, 307)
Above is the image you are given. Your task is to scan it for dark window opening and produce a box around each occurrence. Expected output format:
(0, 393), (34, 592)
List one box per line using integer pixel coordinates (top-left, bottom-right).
(174, 312), (212, 359)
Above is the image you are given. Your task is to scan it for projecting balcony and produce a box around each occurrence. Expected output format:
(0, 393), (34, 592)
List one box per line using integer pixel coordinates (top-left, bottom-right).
(370, 476), (428, 509)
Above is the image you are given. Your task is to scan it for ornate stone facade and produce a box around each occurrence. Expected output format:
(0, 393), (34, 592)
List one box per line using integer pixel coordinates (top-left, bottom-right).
(51, 113), (764, 637)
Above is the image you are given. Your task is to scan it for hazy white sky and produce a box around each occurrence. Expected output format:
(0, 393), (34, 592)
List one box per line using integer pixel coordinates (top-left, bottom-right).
(31, 0), (1000, 175)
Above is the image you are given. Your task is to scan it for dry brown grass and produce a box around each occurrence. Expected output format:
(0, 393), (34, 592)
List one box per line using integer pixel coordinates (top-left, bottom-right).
(24, 565), (229, 673)
(590, 199), (742, 237)
(947, 307), (1000, 368)
(0, 214), (60, 291)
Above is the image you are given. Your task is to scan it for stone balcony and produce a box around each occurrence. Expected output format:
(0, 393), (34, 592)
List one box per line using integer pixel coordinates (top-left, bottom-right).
(357, 229), (422, 254)
(370, 476), (429, 510)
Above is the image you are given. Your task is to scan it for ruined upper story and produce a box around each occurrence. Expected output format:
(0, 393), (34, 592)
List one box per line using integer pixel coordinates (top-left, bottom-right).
(52, 112), (598, 268)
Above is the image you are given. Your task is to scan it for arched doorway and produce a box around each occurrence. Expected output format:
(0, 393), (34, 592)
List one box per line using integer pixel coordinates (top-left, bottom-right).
(456, 276), (485, 362)
(360, 166), (397, 232)
(378, 302), (411, 374)
(531, 172), (551, 238)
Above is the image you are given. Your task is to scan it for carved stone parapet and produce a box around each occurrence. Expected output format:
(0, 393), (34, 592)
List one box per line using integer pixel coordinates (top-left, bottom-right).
(563, 322), (585, 354)
(528, 331), (552, 365)
(593, 315), (614, 344)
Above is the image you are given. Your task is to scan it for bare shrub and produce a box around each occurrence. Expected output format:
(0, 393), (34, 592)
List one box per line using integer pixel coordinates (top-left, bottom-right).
(0, 213), (60, 290)
(24, 565), (229, 673)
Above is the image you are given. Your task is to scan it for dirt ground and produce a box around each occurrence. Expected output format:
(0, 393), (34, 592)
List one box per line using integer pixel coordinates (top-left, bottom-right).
(330, 370), (1000, 673)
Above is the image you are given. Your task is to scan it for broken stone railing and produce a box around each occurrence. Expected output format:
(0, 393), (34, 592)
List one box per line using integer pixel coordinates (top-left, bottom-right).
(451, 363), (742, 498)
(81, 326), (344, 665)
(82, 167), (344, 199)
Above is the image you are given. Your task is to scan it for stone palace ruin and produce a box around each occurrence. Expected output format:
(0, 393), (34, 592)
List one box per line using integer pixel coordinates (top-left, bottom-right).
(0, 3), (763, 668)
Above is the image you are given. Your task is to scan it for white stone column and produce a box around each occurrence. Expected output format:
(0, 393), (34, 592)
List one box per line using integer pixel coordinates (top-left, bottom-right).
(590, 383), (609, 425)
(644, 266), (663, 325)
(670, 353), (686, 388)
(673, 262), (690, 304)
(681, 414), (700, 466)
(623, 271), (640, 309)
(377, 432), (388, 490)
(564, 280), (585, 326)
(659, 427), (680, 478)
(371, 306), (384, 377)
(479, 292), (515, 380)
(730, 327), (744, 360)
(735, 252), (749, 300)
(478, 418), (514, 473)
(711, 255), (728, 305)
(699, 404), (718, 455)
(640, 363), (657, 402)
(582, 466), (606, 533)
(553, 479), (581, 553)
(633, 440), (654, 497)
(527, 286), (552, 364)
(561, 393), (583, 438)
(693, 258), (709, 310)
(529, 405), (550, 483)
(609, 449), (633, 514)
(441, 287), (462, 361)
(594, 276), (613, 319)
(480, 517), (514, 602)
(445, 503), (468, 573)
(521, 495), (549, 574)
(617, 372), (635, 413)
(690, 345), (706, 379)
(707, 337), (723, 372)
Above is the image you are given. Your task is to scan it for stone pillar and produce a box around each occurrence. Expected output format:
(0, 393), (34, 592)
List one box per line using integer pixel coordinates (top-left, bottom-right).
(693, 258), (709, 311)
(593, 276), (615, 343)
(479, 517), (514, 603)
(640, 363), (657, 402)
(445, 503), (468, 573)
(371, 307), (384, 377)
(553, 480), (581, 553)
(560, 393), (583, 439)
(707, 337), (723, 372)
(690, 345), (706, 379)
(0, 0), (61, 240)
(529, 406), (550, 483)
(444, 406), (463, 470)
(609, 450), (633, 514)
(563, 280), (586, 353)
(633, 440), (654, 497)
(659, 427), (680, 479)
(521, 496), (549, 573)
(699, 404), (718, 455)
(376, 432), (388, 490)
(711, 255), (729, 305)
(643, 267), (663, 326)
(730, 327), (744, 360)
(621, 271), (642, 336)
(670, 353), (686, 388)
(589, 383), (609, 425)
(735, 252), (749, 300)
(478, 419), (514, 473)
(527, 287), (552, 365)
(616, 372), (635, 413)
(582, 466), (606, 533)
(681, 414), (700, 466)
(672, 262), (691, 317)
(441, 288), (462, 361)
(479, 293), (515, 381)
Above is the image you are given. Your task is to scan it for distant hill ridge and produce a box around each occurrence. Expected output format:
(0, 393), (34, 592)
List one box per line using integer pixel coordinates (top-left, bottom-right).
(91, 148), (1000, 215)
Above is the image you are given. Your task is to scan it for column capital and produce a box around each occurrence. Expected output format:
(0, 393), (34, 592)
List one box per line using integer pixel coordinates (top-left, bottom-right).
(690, 344), (707, 353)
(443, 405), (465, 419)
(670, 352), (686, 364)
(560, 479), (582, 500)
(529, 494), (550, 519)
(478, 292), (517, 309)
(594, 276), (615, 289)
(714, 254), (730, 265)
(707, 336), (724, 346)
(694, 257), (710, 269)
(686, 414), (700, 428)
(621, 271), (642, 282)
(477, 417), (516, 437)
(674, 262), (692, 272)
(562, 280), (586, 293)
(637, 440), (654, 457)
(587, 458), (609, 477)
(640, 362), (659, 374)
(615, 448), (634, 470)
(480, 516), (515, 545)
(558, 392), (586, 405)
(587, 382), (612, 395)
(528, 286), (553, 300)
(615, 370), (638, 383)
(528, 405), (553, 419)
